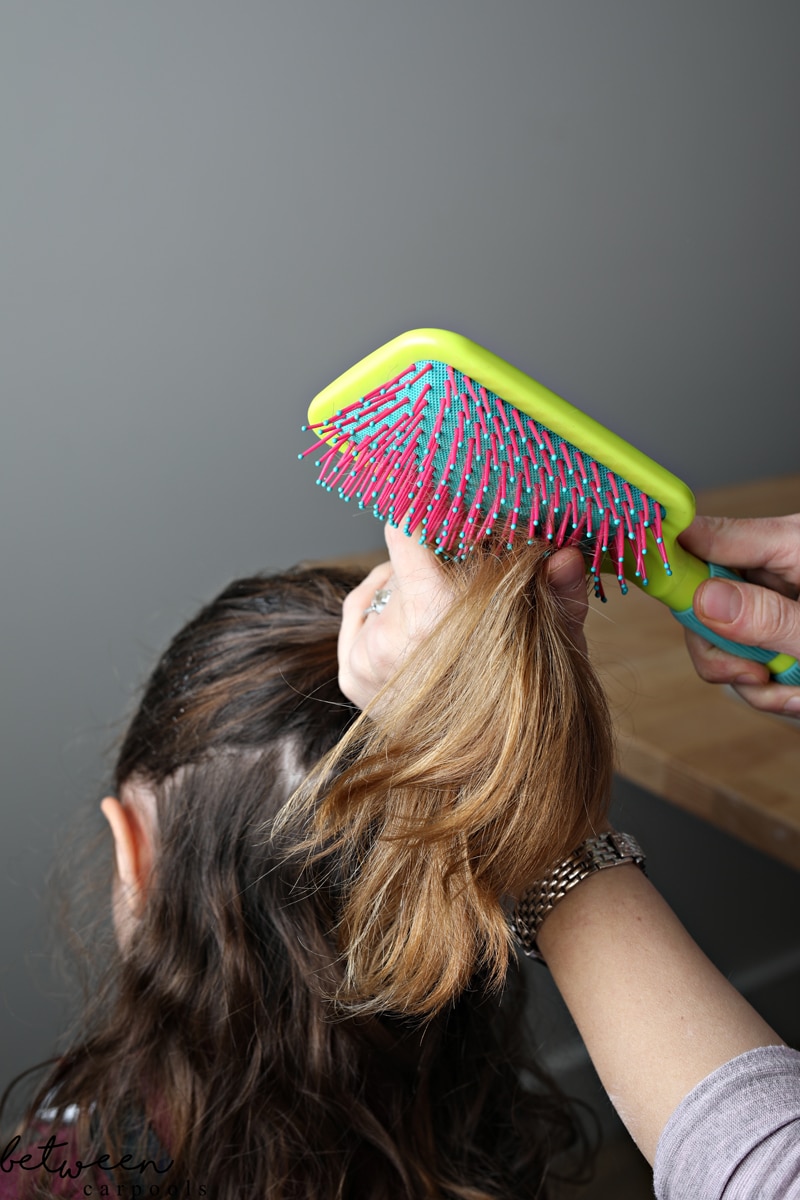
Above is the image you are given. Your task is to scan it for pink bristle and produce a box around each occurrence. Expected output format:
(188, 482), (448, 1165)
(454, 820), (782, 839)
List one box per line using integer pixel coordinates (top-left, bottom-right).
(405, 423), (442, 525)
(370, 446), (404, 500)
(350, 443), (380, 493)
(511, 405), (528, 444)
(527, 490), (538, 541)
(499, 506), (518, 549)
(556, 509), (572, 546)
(341, 459), (367, 500)
(460, 389), (475, 431)
(508, 428), (521, 462)
(491, 389), (511, 432)
(389, 449), (424, 521)
(634, 522), (648, 583)
(591, 532), (605, 577)
(652, 505), (672, 573)
(298, 424), (341, 458)
(364, 420), (404, 468)
(522, 454), (532, 493)
(435, 415), (463, 491)
(491, 412), (506, 446)
(510, 472), (523, 527)
(531, 476), (542, 531)
(567, 511), (587, 547)
(457, 437), (475, 495)
(462, 371), (481, 410)
(608, 471), (621, 505)
(348, 395), (411, 437)
(598, 509), (611, 552)
(614, 522), (628, 593)
(544, 492), (556, 540)
(526, 417), (546, 453)
(604, 489), (618, 520)
(363, 362), (416, 400)
(538, 464), (549, 497)
(498, 461), (509, 507)
(539, 426), (556, 460)
(476, 450), (493, 504)
(475, 400), (489, 439)
(314, 436), (348, 476)
(561, 443), (575, 474)
(557, 458), (568, 489)
(460, 481), (484, 543)
(320, 443), (358, 489)
(302, 416), (338, 433)
(568, 486), (582, 527)
(393, 430), (423, 477)
(424, 487), (454, 538)
(474, 499), (498, 542)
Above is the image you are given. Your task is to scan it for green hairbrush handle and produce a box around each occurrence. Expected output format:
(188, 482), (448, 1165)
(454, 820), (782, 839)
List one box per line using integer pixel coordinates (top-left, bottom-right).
(668, 561), (800, 685)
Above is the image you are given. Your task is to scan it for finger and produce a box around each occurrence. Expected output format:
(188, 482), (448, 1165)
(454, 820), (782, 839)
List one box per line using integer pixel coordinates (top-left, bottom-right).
(741, 566), (799, 600)
(693, 575), (800, 662)
(679, 514), (800, 587)
(731, 679), (800, 719)
(682, 628), (770, 687)
(338, 562), (392, 697)
(341, 560), (392, 622)
(384, 522), (445, 592)
(545, 548), (589, 646)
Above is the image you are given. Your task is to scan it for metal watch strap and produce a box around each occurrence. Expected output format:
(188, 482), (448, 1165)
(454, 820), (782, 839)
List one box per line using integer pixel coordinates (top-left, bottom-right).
(510, 831), (646, 964)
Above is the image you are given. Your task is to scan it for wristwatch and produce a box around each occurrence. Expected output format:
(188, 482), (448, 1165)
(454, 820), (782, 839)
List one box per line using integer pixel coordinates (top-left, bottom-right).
(510, 830), (646, 964)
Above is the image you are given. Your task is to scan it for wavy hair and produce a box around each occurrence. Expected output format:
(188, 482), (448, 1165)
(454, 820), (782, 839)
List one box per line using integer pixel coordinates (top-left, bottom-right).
(3, 555), (604, 1199)
(279, 540), (614, 1017)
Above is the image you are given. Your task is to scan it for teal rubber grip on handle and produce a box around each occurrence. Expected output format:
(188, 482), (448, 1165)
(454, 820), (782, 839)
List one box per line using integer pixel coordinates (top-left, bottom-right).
(671, 563), (800, 685)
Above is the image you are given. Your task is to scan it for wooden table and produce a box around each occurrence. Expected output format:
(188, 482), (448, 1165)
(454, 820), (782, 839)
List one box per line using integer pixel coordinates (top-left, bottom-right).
(585, 474), (800, 869)
(326, 475), (800, 870)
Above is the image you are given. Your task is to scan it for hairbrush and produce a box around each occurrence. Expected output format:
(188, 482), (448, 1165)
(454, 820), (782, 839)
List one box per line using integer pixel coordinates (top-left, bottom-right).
(301, 329), (799, 683)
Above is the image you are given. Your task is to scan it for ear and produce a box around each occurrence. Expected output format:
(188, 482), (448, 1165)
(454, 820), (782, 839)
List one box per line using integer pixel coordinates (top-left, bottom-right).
(101, 789), (156, 918)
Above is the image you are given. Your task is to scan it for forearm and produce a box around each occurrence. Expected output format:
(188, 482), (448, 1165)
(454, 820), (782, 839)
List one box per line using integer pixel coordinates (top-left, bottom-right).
(536, 864), (785, 1164)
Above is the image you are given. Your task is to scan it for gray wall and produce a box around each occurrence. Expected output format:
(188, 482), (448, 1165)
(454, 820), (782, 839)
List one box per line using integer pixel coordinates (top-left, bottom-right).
(2, 1), (799, 1099)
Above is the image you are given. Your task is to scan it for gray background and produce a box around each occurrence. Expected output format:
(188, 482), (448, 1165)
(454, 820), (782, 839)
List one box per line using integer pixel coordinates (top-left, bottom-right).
(2, 0), (799, 1134)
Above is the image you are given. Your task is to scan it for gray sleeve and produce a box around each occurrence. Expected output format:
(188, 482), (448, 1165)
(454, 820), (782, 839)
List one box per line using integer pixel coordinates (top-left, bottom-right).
(653, 1045), (800, 1199)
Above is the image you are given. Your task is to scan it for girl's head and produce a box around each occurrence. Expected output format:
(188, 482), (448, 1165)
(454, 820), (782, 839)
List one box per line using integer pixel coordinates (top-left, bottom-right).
(100, 565), (360, 948)
(9, 550), (605, 1199)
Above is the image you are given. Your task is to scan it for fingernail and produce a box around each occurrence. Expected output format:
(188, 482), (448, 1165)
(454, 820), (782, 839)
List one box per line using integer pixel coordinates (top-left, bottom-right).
(697, 579), (742, 624)
(783, 697), (800, 715)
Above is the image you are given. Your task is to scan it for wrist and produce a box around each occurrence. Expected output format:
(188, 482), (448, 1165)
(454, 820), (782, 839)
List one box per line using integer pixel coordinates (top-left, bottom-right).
(511, 830), (646, 964)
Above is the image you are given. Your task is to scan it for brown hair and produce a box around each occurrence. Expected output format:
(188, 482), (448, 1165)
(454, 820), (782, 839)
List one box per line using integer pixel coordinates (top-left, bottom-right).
(3, 560), (597, 1199)
(280, 539), (613, 1017)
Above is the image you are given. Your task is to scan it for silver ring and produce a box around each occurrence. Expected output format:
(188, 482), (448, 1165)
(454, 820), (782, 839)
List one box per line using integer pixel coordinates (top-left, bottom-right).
(363, 587), (392, 618)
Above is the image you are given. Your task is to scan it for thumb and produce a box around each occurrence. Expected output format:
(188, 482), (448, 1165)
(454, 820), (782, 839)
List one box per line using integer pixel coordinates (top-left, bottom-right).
(546, 548), (589, 648)
(694, 577), (800, 660)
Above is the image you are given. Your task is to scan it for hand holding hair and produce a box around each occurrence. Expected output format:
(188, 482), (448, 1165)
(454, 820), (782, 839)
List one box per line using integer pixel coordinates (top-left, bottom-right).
(679, 513), (800, 716)
(337, 522), (456, 710)
(338, 522), (592, 712)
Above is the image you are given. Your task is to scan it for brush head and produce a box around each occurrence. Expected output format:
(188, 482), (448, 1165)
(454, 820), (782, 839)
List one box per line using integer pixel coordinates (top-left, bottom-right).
(302, 330), (696, 603)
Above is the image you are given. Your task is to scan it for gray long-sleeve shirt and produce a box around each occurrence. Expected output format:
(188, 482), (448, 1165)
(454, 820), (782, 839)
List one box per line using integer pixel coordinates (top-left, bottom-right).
(654, 1045), (800, 1198)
